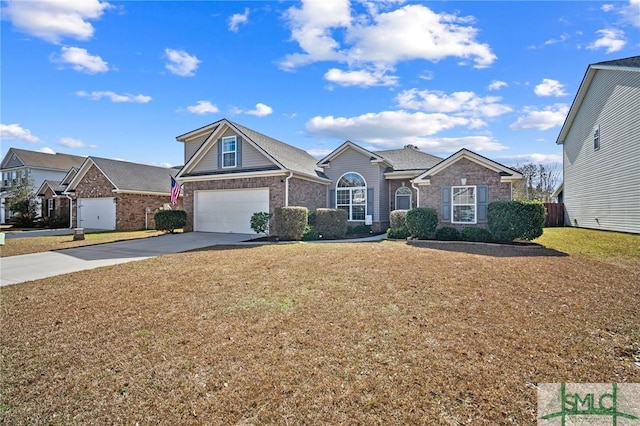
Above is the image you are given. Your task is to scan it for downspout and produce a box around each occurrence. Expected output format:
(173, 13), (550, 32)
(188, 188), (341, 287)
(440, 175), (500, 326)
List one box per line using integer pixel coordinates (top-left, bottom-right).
(284, 172), (293, 207)
(411, 180), (420, 207)
(65, 195), (74, 228)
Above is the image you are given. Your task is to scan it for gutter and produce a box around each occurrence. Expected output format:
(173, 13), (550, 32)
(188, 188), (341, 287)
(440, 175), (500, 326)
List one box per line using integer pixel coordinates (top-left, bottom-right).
(65, 194), (74, 228)
(411, 180), (420, 207)
(285, 172), (293, 207)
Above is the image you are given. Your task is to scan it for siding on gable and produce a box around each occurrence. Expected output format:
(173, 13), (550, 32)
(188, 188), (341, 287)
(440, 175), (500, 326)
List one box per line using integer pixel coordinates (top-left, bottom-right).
(322, 147), (386, 222)
(184, 135), (208, 164)
(563, 69), (640, 234)
(191, 128), (275, 174)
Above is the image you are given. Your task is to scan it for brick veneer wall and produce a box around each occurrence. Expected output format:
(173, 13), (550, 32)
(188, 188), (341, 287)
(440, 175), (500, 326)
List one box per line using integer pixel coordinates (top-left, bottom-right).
(388, 179), (419, 211)
(417, 158), (513, 229)
(73, 164), (181, 230)
(182, 175), (328, 233)
(40, 187), (71, 225)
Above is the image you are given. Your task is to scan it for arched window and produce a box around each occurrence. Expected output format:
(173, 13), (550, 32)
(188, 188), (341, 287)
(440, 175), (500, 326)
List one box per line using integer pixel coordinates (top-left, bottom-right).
(395, 186), (412, 210)
(336, 172), (366, 221)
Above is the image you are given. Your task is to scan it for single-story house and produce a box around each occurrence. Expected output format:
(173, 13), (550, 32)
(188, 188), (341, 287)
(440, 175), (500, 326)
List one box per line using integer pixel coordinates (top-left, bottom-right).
(556, 55), (640, 234)
(64, 156), (182, 231)
(175, 118), (522, 234)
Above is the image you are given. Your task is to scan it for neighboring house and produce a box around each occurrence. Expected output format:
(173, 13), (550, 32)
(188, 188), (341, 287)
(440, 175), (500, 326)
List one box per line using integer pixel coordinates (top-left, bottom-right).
(556, 55), (640, 234)
(64, 156), (182, 231)
(176, 118), (522, 234)
(0, 148), (85, 223)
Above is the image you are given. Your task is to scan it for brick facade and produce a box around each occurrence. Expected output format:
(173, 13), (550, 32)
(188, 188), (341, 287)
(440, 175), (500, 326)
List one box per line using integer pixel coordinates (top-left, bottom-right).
(40, 186), (70, 226)
(388, 179), (419, 211)
(183, 175), (328, 233)
(418, 158), (513, 229)
(73, 164), (182, 231)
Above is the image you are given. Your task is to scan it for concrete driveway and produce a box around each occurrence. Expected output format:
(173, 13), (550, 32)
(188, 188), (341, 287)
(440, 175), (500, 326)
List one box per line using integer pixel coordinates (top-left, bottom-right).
(0, 232), (254, 287)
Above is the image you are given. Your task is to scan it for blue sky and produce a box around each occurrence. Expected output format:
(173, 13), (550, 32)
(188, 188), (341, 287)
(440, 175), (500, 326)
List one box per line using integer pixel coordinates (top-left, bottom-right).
(1, 0), (639, 169)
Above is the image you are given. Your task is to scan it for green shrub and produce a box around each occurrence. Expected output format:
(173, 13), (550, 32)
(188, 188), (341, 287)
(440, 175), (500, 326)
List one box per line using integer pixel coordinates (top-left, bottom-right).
(435, 226), (461, 241)
(302, 225), (319, 241)
(461, 227), (493, 242)
(347, 224), (372, 235)
(250, 212), (271, 235)
(316, 208), (348, 239)
(389, 210), (408, 229)
(406, 207), (438, 239)
(307, 210), (317, 226)
(387, 226), (410, 239)
(39, 213), (69, 229)
(274, 206), (308, 241)
(488, 200), (545, 241)
(155, 210), (186, 233)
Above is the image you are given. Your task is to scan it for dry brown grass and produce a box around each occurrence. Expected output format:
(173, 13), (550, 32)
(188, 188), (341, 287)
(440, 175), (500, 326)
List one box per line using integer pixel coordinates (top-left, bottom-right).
(1, 241), (639, 425)
(0, 230), (167, 257)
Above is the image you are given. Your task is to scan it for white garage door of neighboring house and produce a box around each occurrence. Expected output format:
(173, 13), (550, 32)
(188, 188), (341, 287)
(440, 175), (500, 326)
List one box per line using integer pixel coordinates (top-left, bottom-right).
(78, 198), (116, 230)
(195, 188), (269, 234)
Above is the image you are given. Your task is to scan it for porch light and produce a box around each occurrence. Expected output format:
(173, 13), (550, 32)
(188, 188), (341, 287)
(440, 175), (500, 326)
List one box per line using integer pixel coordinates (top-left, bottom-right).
(460, 178), (467, 185)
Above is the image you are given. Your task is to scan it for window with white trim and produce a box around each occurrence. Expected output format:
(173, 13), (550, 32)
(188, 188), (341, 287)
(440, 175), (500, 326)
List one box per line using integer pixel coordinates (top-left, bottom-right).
(395, 186), (412, 210)
(222, 136), (237, 168)
(452, 186), (476, 224)
(593, 124), (600, 151)
(47, 198), (54, 216)
(337, 172), (366, 221)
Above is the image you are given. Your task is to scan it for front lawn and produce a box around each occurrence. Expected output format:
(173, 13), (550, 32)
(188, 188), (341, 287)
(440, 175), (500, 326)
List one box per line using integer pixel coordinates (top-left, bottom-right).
(0, 230), (169, 257)
(1, 238), (638, 424)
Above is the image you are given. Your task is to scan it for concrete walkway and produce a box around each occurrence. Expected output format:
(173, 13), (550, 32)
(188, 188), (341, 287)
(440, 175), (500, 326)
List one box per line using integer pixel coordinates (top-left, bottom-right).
(0, 232), (254, 287)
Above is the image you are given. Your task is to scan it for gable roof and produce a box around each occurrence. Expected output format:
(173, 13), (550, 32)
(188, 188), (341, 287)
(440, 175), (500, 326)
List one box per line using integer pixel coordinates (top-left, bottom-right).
(1, 148), (85, 171)
(413, 148), (522, 184)
(317, 140), (389, 167)
(36, 180), (65, 197)
(557, 55), (640, 144)
(177, 118), (328, 181)
(66, 157), (178, 195)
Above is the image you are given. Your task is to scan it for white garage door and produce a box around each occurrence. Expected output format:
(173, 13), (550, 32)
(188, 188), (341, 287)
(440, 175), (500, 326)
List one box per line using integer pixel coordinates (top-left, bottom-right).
(195, 188), (269, 233)
(78, 198), (116, 230)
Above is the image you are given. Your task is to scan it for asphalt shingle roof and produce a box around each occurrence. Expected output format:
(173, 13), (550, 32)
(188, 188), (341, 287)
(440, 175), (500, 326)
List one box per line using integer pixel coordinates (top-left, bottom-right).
(3, 148), (85, 171)
(375, 148), (443, 171)
(594, 55), (640, 68)
(229, 120), (327, 179)
(89, 157), (178, 194)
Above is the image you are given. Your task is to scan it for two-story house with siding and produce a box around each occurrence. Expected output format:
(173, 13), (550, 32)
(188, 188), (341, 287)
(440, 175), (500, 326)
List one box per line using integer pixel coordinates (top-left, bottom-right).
(556, 56), (640, 234)
(0, 148), (85, 223)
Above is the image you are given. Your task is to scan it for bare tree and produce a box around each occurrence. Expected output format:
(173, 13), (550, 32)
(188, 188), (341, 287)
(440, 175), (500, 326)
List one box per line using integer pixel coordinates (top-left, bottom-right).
(512, 163), (561, 202)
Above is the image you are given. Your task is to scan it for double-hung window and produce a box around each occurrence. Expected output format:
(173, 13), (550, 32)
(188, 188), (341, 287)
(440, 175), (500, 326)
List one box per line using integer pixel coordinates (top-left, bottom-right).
(222, 136), (237, 168)
(336, 172), (366, 221)
(593, 124), (600, 151)
(452, 186), (476, 224)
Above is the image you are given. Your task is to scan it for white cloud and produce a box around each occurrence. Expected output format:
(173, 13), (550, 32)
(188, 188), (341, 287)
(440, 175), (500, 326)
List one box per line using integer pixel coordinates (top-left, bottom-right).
(185, 100), (219, 115)
(306, 148), (334, 159)
(229, 8), (250, 32)
(76, 90), (152, 103)
(488, 80), (507, 91)
(1, 123), (40, 143)
(1, 0), (111, 43)
(324, 68), (398, 87)
(497, 153), (563, 166)
(534, 79), (568, 97)
(395, 89), (512, 118)
(510, 104), (569, 131)
(280, 2), (496, 73)
(246, 103), (273, 117)
(38, 147), (56, 154)
(601, 4), (615, 12)
(621, 0), (640, 28)
(587, 29), (626, 53)
(164, 48), (200, 77)
(58, 137), (95, 149)
(52, 46), (109, 73)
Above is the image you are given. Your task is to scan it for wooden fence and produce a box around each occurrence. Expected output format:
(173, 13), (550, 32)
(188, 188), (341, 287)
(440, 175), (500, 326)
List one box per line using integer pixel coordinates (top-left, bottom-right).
(544, 203), (564, 227)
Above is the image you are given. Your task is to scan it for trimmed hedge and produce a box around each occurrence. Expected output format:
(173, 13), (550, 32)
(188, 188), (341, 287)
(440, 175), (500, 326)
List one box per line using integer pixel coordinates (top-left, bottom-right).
(155, 210), (186, 233)
(435, 226), (461, 241)
(461, 227), (493, 243)
(406, 207), (438, 239)
(389, 210), (408, 229)
(387, 226), (410, 239)
(488, 200), (545, 241)
(275, 206), (308, 241)
(316, 208), (348, 239)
